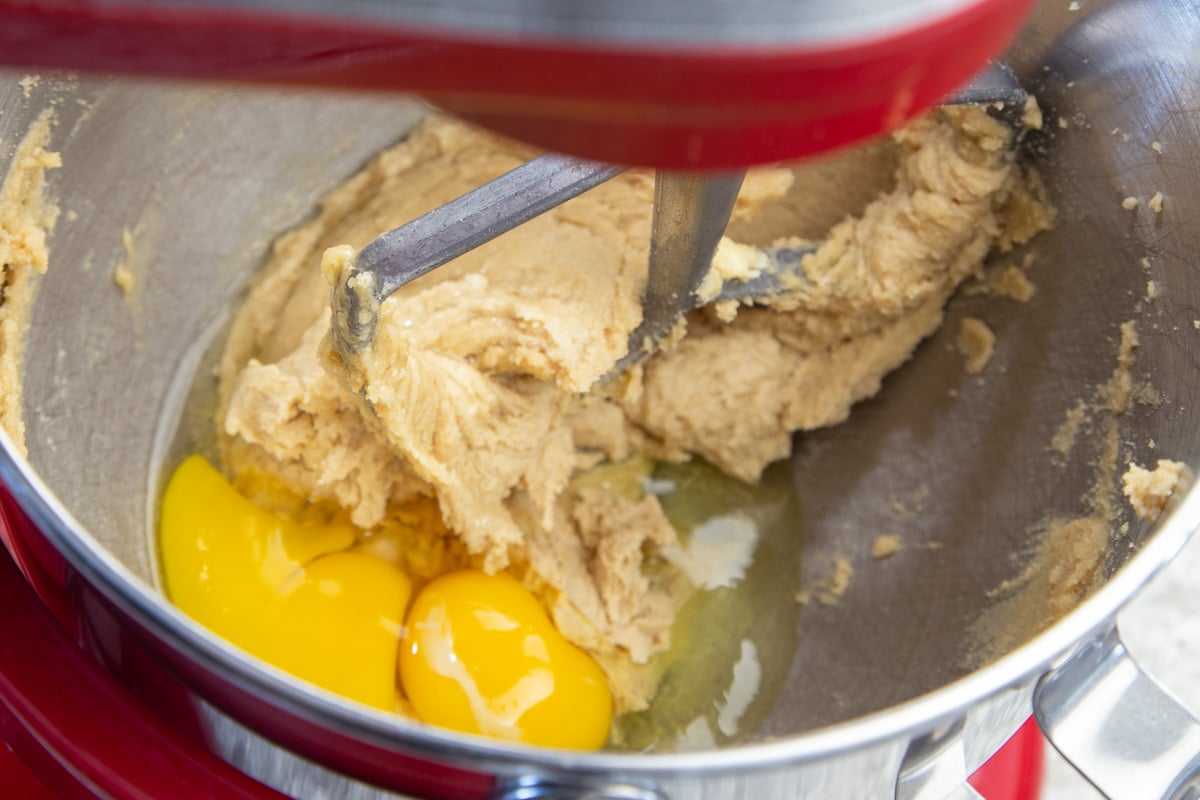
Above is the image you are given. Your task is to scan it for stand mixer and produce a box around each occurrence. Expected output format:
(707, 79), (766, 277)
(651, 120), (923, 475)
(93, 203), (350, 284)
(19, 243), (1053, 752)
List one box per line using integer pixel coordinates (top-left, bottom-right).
(0, 0), (1039, 390)
(7, 1), (1200, 799)
(0, 0), (1035, 168)
(0, 1), (1056, 798)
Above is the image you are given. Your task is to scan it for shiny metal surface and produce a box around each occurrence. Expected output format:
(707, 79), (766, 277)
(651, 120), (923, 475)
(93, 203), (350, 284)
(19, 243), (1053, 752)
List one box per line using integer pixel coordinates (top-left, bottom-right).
(0, 0), (1199, 796)
(895, 718), (977, 800)
(331, 153), (622, 357)
(196, 687), (1032, 798)
(1035, 625), (1200, 800)
(493, 777), (665, 800)
(333, 157), (746, 378)
(951, 787), (985, 800)
(613, 171), (745, 374)
(118, 0), (988, 46)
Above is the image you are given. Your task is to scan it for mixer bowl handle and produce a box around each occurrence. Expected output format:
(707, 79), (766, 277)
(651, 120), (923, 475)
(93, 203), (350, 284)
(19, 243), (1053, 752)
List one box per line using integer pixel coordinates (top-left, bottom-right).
(1034, 625), (1200, 800)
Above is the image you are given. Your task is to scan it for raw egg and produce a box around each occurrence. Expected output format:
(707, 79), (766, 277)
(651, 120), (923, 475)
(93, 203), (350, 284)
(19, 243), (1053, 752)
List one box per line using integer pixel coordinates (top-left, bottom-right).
(160, 455), (411, 711)
(400, 570), (612, 749)
(160, 456), (613, 747)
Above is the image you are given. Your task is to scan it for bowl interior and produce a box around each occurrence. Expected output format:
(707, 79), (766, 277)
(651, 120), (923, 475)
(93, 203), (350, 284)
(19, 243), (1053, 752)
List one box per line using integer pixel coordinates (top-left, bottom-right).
(6, 0), (1200, 750)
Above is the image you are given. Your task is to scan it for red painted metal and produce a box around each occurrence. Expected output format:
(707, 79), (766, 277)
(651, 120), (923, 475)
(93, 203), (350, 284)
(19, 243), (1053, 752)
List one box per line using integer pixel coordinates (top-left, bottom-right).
(0, 738), (56, 800)
(0, 0), (1034, 167)
(970, 717), (1046, 800)
(0, 540), (292, 799)
(0, 483), (77, 635)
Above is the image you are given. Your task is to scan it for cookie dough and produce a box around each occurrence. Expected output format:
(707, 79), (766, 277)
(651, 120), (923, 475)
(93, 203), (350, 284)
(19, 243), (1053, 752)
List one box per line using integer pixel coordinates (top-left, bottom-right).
(1123, 459), (1188, 521)
(221, 107), (1052, 704)
(0, 110), (60, 454)
(958, 317), (996, 374)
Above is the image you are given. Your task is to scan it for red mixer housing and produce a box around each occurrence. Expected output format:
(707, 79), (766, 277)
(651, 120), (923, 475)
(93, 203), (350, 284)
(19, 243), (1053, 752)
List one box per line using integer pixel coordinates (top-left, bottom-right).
(0, 0), (1034, 167)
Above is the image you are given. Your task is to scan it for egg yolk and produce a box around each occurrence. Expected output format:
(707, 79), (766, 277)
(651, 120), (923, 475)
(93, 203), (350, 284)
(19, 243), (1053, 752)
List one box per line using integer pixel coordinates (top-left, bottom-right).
(160, 455), (411, 711)
(160, 456), (613, 748)
(400, 570), (612, 750)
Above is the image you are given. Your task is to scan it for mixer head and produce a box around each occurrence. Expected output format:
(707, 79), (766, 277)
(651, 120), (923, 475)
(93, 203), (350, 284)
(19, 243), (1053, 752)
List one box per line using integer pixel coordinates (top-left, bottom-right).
(0, 0), (1035, 167)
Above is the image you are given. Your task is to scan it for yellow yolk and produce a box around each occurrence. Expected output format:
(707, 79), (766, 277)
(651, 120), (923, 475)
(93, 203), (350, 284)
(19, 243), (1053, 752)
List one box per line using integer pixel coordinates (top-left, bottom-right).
(399, 570), (612, 750)
(160, 457), (613, 747)
(160, 455), (411, 711)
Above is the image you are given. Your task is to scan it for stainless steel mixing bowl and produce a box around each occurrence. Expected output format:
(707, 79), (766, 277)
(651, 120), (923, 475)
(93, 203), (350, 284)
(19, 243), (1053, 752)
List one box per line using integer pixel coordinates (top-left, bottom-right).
(2, 0), (1200, 797)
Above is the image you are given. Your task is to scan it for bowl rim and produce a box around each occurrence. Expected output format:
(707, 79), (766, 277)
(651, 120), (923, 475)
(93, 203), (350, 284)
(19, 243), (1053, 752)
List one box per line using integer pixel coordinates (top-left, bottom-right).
(1, 423), (1196, 778)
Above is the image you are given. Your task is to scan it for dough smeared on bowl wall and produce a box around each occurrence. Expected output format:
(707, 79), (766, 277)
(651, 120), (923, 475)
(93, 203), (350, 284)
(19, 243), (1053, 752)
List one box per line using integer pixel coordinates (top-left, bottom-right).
(1123, 459), (1189, 521)
(0, 111), (60, 454)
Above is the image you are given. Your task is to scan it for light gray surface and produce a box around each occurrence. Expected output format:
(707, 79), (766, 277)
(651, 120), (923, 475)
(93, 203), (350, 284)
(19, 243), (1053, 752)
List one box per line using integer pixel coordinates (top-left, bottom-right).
(1043, 522), (1200, 799)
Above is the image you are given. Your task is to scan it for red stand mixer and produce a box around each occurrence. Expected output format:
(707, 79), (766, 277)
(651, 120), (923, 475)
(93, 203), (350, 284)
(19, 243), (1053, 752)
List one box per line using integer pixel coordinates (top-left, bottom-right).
(4, 0), (1157, 797)
(0, 0), (1034, 168)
